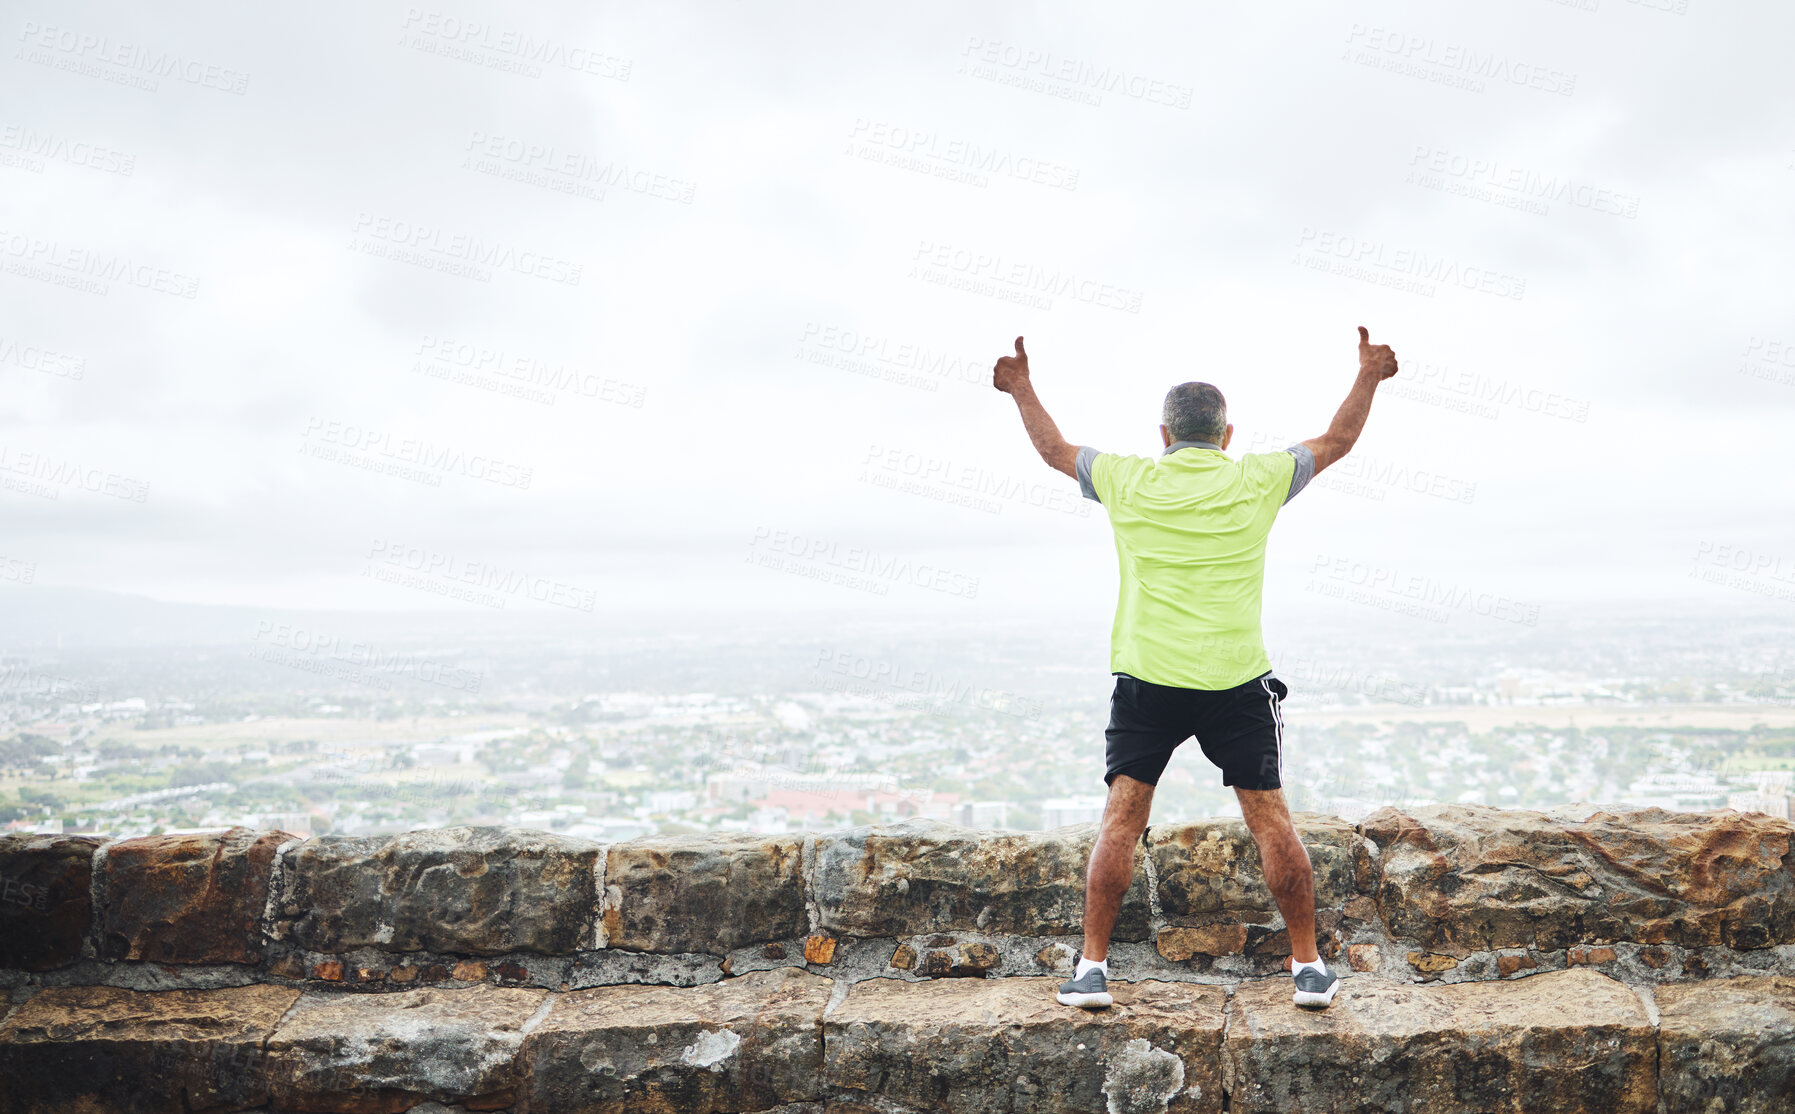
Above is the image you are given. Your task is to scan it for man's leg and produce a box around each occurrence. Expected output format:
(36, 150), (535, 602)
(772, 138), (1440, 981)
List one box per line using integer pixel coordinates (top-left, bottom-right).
(1235, 787), (1319, 964)
(1080, 774), (1156, 962)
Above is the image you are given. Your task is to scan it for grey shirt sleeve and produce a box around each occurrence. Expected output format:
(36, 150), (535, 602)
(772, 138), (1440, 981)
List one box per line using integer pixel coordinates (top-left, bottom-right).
(1283, 444), (1315, 504)
(1075, 445), (1101, 502)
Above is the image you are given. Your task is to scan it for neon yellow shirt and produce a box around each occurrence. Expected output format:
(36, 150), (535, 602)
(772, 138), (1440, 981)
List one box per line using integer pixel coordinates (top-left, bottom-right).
(1079, 442), (1305, 690)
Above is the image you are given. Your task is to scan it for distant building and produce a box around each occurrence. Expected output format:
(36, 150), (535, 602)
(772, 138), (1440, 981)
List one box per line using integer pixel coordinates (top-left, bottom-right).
(1618, 772), (1730, 812)
(645, 790), (699, 813)
(253, 812), (314, 835)
(412, 744), (472, 766)
(561, 818), (655, 842)
(956, 801), (1011, 829)
(1040, 797), (1107, 829)
(1726, 792), (1793, 820)
(707, 767), (897, 803)
(750, 789), (857, 828)
(909, 791), (960, 822)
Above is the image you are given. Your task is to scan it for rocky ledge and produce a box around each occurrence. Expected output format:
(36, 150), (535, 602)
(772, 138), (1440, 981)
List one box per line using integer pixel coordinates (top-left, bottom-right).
(2, 968), (1790, 1113)
(0, 802), (1791, 1112)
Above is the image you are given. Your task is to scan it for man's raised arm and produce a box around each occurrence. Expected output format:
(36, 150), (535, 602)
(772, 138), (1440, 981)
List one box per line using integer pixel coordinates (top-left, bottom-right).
(992, 335), (1078, 477)
(1302, 326), (1399, 475)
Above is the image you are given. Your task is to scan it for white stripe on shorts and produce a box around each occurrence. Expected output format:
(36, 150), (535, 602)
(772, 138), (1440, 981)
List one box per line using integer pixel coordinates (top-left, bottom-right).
(1260, 676), (1285, 786)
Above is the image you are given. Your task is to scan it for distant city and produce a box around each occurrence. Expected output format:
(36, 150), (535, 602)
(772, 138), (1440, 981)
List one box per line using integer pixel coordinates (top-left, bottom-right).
(3, 592), (1792, 840)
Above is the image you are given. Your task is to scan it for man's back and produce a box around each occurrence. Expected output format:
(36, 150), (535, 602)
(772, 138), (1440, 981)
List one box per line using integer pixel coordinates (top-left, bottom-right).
(1080, 443), (1302, 690)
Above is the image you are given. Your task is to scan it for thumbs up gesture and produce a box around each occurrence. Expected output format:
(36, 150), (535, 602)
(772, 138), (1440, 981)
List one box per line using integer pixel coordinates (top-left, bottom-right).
(992, 336), (1030, 394)
(1358, 326), (1398, 381)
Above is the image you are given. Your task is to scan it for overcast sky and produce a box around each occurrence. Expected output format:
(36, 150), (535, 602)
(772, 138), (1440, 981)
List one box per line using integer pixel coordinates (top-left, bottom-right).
(3, 0), (1792, 638)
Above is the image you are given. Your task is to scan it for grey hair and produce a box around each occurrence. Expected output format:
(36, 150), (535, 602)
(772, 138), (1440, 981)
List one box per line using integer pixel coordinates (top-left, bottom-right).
(1162, 382), (1228, 444)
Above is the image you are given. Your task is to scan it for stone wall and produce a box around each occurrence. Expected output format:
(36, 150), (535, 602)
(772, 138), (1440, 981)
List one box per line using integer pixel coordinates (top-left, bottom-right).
(2, 803), (1791, 1112)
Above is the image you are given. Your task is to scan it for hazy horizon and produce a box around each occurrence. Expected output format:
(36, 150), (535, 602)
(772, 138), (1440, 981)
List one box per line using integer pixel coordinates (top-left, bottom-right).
(3, 0), (1792, 633)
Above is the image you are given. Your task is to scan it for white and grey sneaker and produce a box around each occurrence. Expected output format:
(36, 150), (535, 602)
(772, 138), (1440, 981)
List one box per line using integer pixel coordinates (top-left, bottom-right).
(1292, 963), (1341, 1009)
(1056, 965), (1114, 1009)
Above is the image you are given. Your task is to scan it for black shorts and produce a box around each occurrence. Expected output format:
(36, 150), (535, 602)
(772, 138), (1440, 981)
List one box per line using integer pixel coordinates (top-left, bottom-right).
(1104, 670), (1288, 790)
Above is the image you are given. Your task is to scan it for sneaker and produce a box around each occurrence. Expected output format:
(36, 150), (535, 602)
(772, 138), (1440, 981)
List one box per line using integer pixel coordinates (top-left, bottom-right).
(1056, 965), (1114, 1009)
(1292, 963), (1341, 1009)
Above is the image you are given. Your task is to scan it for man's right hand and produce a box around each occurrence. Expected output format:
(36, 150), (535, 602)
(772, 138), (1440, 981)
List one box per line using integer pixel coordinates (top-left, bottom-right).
(1303, 326), (1399, 477)
(993, 336), (1030, 394)
(1358, 325), (1398, 381)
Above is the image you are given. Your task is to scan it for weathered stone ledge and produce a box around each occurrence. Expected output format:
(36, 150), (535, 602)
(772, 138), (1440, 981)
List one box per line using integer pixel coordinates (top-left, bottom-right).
(3, 804), (1790, 999)
(2, 970), (1791, 1113)
(10, 933), (1795, 1003)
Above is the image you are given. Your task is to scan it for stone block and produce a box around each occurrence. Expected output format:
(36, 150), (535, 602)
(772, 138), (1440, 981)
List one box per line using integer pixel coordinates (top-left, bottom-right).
(1361, 804), (1793, 952)
(0, 984), (298, 1114)
(1149, 814), (1370, 922)
(1225, 968), (1654, 1114)
(518, 967), (831, 1113)
(602, 833), (805, 956)
(1657, 975), (1795, 1114)
(1156, 924), (1248, 961)
(0, 833), (105, 970)
(826, 976), (1225, 1114)
(272, 827), (601, 956)
(812, 818), (1151, 940)
(265, 985), (547, 1112)
(98, 827), (292, 965)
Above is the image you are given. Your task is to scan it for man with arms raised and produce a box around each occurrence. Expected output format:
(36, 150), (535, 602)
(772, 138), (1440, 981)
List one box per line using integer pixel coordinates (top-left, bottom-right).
(992, 327), (1399, 1010)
